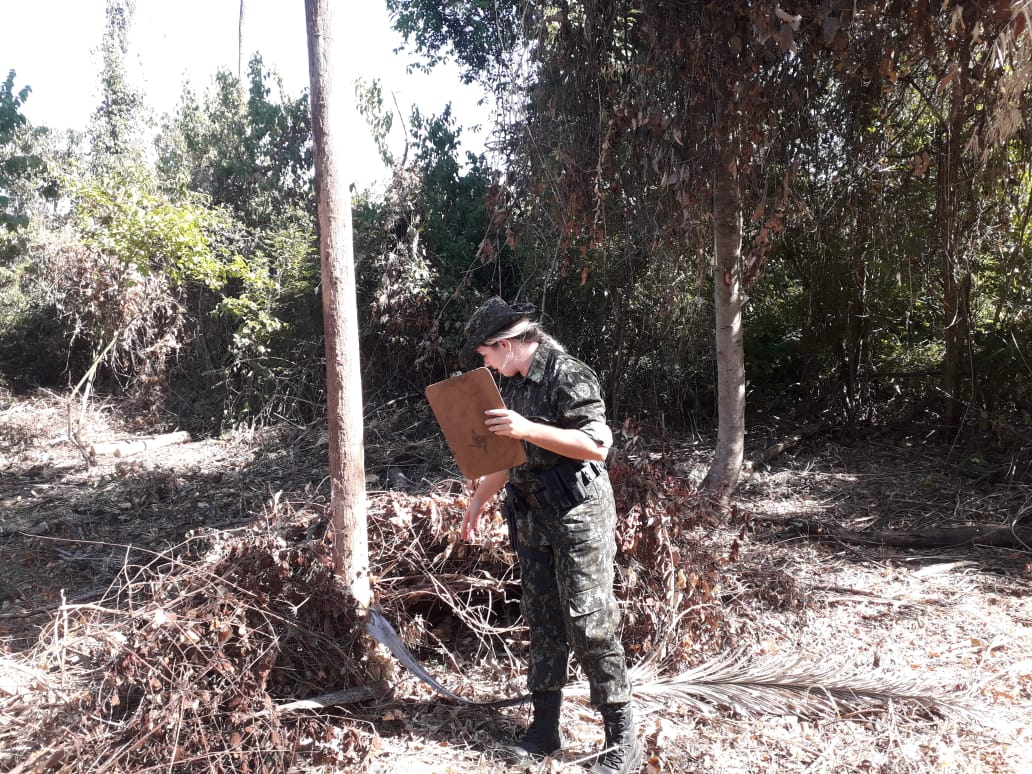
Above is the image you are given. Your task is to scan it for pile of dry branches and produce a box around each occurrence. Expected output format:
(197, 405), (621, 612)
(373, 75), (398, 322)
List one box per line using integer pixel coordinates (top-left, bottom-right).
(2, 450), (972, 773)
(1, 506), (374, 772)
(0, 455), (723, 772)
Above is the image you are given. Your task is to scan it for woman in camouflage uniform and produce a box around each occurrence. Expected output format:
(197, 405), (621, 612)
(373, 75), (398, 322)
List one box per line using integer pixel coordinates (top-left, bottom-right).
(460, 297), (642, 774)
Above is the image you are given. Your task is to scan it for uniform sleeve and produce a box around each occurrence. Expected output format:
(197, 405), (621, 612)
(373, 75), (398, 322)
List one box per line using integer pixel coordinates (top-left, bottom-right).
(553, 356), (612, 446)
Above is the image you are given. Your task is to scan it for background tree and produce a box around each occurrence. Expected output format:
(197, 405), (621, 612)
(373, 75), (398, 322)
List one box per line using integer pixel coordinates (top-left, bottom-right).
(0, 70), (45, 259)
(388, 0), (1032, 489)
(156, 59), (314, 230)
(352, 80), (499, 390)
(761, 3), (1032, 441)
(153, 61), (324, 427)
(3, 0), (1030, 486)
(389, 0), (839, 500)
(89, 0), (145, 174)
(899, 3), (1031, 434)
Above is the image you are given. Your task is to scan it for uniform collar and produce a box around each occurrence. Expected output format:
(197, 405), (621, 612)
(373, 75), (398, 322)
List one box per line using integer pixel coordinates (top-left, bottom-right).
(520, 342), (553, 384)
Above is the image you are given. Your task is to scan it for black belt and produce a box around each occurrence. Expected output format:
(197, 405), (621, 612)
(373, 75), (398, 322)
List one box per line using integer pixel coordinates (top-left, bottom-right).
(506, 459), (605, 511)
(512, 488), (548, 510)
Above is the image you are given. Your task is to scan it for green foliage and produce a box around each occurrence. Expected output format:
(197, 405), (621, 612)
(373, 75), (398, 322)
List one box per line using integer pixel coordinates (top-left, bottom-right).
(0, 70), (46, 257)
(353, 93), (497, 385)
(5, 0), (1030, 460)
(141, 55), (323, 426)
(217, 213), (318, 343)
(409, 106), (492, 289)
(0, 77), (77, 386)
(72, 169), (238, 289)
(27, 169), (232, 403)
(388, 0), (739, 419)
(526, 235), (715, 424)
(155, 57), (313, 230)
(386, 0), (525, 85)
(0, 252), (69, 387)
(216, 208), (324, 424)
(354, 78), (395, 169)
(0, 10), (325, 427)
(381, 0), (1032, 450)
(68, 165), (325, 426)
(969, 322), (1032, 444)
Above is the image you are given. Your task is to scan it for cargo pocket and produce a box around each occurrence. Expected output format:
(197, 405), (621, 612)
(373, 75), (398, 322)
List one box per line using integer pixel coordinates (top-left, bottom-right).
(566, 585), (605, 618)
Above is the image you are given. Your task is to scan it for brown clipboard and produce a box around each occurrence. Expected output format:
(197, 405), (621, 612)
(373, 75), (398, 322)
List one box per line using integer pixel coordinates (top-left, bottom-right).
(425, 367), (527, 479)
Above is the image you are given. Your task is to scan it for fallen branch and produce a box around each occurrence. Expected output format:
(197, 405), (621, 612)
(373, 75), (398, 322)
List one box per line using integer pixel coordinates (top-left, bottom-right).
(67, 334), (119, 466)
(89, 431), (191, 458)
(777, 517), (1032, 550)
(744, 422), (826, 475)
(275, 683), (389, 712)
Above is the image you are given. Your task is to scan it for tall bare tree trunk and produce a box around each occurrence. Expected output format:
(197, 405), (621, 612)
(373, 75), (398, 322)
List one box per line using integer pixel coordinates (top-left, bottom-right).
(703, 111), (746, 504)
(238, 0), (247, 80)
(305, 0), (371, 609)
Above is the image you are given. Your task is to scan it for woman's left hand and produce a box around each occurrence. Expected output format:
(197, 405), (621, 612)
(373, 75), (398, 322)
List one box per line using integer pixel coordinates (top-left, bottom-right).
(483, 408), (532, 440)
(484, 408), (607, 462)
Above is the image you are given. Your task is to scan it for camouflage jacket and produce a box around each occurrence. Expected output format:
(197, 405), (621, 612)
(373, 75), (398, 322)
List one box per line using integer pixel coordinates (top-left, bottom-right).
(501, 342), (609, 490)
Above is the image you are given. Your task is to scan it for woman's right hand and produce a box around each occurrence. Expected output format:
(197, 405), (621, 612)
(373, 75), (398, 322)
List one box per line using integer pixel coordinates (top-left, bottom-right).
(460, 503), (481, 541)
(459, 469), (508, 542)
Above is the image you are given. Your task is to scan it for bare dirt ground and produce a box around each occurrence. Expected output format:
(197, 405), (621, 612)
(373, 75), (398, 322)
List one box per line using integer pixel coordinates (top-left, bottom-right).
(1, 389), (1030, 773)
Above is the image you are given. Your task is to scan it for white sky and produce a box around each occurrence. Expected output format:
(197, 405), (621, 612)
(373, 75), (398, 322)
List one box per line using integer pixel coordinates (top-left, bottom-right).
(4, 0), (491, 189)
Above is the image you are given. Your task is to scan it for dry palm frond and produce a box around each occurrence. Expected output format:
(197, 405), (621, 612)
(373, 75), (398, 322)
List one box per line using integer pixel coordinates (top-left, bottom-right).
(566, 649), (974, 720)
(641, 650), (971, 718)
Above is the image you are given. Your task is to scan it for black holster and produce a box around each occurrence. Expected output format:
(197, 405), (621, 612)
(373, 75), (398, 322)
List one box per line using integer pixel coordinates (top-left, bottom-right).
(537, 458), (604, 509)
(503, 459), (605, 531)
(501, 492), (519, 550)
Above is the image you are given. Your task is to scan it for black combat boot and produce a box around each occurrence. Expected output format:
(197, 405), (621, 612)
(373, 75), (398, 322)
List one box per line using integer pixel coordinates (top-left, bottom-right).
(500, 690), (563, 763)
(588, 701), (644, 774)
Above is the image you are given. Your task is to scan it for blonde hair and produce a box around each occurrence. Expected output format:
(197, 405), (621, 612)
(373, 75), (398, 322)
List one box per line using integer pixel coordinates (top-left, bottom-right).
(484, 319), (566, 352)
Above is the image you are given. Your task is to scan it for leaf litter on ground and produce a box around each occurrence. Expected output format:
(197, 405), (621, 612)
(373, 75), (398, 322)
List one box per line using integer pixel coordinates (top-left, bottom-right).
(0, 391), (1029, 772)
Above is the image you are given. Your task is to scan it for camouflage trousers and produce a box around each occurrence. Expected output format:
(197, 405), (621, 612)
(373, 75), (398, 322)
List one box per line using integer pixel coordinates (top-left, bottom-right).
(513, 474), (631, 706)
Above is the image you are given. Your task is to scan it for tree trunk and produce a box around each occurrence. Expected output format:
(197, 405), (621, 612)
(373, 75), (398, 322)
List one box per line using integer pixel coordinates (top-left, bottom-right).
(937, 61), (971, 435)
(305, 0), (371, 609)
(702, 109), (746, 504)
(842, 224), (869, 424)
(238, 0), (247, 81)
